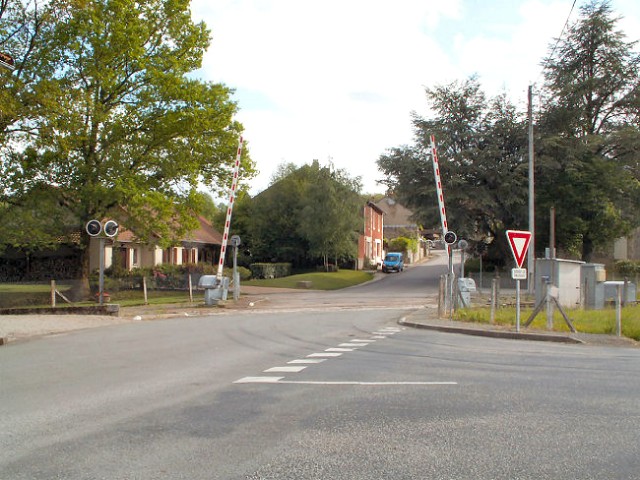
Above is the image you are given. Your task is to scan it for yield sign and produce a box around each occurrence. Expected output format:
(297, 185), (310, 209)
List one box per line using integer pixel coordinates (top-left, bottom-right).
(506, 230), (532, 269)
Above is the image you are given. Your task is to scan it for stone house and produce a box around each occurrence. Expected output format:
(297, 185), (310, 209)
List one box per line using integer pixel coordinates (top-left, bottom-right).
(89, 215), (222, 271)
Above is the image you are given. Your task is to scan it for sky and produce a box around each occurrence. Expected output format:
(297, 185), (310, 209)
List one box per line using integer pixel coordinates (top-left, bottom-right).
(190, 0), (640, 196)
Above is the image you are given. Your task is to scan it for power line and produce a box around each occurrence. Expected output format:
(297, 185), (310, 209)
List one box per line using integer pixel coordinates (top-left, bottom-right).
(534, 0), (579, 88)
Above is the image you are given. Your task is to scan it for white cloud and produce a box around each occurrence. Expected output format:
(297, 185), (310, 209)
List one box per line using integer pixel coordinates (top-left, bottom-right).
(190, 0), (639, 195)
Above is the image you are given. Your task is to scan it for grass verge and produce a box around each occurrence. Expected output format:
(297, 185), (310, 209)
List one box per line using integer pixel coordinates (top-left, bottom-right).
(455, 304), (640, 341)
(244, 270), (375, 290)
(1, 270), (376, 309)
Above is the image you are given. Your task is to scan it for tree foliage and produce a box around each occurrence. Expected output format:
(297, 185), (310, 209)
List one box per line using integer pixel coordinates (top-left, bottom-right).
(378, 76), (529, 264)
(244, 161), (362, 269)
(0, 0), (255, 285)
(378, 0), (640, 263)
(536, 0), (640, 260)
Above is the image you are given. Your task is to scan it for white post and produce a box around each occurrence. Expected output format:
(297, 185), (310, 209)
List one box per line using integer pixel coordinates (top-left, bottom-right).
(616, 284), (622, 337)
(51, 280), (56, 308)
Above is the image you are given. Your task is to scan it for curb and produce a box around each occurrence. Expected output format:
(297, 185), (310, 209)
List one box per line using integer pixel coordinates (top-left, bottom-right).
(399, 316), (584, 344)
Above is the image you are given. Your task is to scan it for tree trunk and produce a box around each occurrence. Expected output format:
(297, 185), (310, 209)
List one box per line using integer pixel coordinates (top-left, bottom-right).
(67, 234), (92, 301)
(582, 235), (594, 263)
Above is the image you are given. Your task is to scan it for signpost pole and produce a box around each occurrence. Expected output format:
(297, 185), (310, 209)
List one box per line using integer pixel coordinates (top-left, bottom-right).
(99, 238), (105, 306)
(516, 279), (521, 332)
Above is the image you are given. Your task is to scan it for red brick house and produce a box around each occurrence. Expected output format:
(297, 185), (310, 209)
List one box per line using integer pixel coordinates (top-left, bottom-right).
(357, 201), (384, 269)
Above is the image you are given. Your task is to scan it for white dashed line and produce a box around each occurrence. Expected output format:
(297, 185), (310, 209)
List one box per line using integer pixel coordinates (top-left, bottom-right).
(234, 376), (283, 384)
(234, 327), (416, 385)
(235, 379), (457, 386)
(264, 366), (307, 373)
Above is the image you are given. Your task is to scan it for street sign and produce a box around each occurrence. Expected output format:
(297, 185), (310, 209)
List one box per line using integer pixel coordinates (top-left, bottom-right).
(444, 230), (457, 245)
(104, 220), (119, 237)
(506, 230), (532, 268)
(511, 268), (527, 280)
(86, 220), (102, 236)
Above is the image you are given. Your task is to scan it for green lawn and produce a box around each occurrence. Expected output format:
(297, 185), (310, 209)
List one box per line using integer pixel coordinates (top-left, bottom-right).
(455, 304), (640, 341)
(0, 270), (376, 309)
(244, 270), (375, 290)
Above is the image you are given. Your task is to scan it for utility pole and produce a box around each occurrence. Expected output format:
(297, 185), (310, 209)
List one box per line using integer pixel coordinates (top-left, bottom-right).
(527, 85), (535, 294)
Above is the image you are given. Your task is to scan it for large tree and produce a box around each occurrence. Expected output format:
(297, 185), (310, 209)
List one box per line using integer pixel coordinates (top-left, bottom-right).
(298, 164), (362, 270)
(0, 0), (254, 294)
(536, 0), (640, 261)
(378, 1), (640, 264)
(378, 76), (529, 264)
(246, 161), (362, 268)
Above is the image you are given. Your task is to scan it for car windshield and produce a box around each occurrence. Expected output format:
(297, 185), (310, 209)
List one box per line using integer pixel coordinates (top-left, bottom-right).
(385, 255), (399, 262)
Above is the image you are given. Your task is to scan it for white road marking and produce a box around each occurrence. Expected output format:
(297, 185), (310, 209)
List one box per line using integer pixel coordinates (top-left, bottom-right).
(234, 379), (457, 386)
(234, 327), (407, 386)
(233, 376), (283, 384)
(279, 381), (457, 386)
(264, 366), (307, 373)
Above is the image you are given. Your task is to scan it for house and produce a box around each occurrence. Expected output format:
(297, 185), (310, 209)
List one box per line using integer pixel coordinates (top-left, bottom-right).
(89, 215), (223, 271)
(374, 196), (427, 264)
(357, 201), (384, 269)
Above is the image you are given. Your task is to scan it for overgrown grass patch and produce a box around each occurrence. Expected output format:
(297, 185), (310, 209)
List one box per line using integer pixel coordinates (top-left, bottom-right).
(455, 304), (640, 341)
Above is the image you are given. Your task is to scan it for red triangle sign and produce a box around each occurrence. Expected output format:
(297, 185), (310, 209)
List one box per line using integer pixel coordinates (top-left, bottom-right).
(506, 230), (532, 268)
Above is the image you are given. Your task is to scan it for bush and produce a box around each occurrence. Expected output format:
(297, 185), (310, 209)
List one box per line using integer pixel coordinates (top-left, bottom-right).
(387, 236), (418, 254)
(223, 266), (252, 281)
(614, 260), (640, 278)
(250, 262), (292, 279)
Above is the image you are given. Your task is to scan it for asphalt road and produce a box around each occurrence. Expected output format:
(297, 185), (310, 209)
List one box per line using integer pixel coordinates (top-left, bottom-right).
(2, 254), (639, 479)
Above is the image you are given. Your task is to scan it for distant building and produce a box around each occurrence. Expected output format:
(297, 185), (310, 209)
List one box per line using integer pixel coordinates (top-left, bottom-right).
(357, 201), (384, 269)
(89, 215), (222, 271)
(374, 197), (427, 264)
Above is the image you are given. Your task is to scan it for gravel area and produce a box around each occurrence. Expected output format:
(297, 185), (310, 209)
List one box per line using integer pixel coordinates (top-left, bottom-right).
(0, 314), (134, 343)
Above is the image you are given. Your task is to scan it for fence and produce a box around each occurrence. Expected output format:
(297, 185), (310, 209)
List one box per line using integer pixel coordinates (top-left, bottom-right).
(0, 272), (215, 309)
